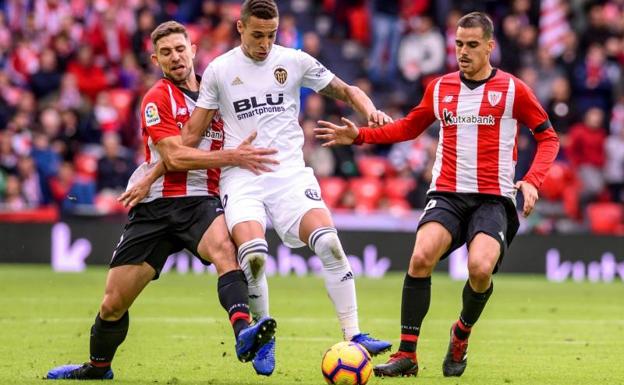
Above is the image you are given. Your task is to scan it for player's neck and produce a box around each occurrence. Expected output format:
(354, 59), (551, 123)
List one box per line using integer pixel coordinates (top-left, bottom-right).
(462, 64), (493, 81)
(169, 71), (199, 92)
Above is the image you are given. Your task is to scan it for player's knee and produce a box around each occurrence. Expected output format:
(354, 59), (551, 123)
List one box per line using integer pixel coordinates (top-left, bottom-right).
(100, 294), (128, 321)
(409, 249), (436, 273)
(467, 259), (494, 284)
(310, 229), (348, 270)
(209, 239), (239, 274)
(238, 239), (268, 279)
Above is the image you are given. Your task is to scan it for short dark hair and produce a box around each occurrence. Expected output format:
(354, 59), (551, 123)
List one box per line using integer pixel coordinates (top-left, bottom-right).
(240, 0), (279, 23)
(457, 12), (494, 40)
(150, 21), (188, 49)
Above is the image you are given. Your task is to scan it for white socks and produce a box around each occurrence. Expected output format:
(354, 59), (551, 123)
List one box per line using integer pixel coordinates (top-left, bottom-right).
(309, 227), (360, 339)
(237, 239), (270, 320)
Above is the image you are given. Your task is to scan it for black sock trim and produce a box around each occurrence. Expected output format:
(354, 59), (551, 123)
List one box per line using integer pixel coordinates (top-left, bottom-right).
(218, 269), (247, 288)
(95, 311), (129, 330)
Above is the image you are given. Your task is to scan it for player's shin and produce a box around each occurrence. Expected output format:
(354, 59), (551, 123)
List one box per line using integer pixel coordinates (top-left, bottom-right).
(308, 227), (360, 340)
(399, 275), (431, 353)
(237, 239), (270, 320)
(89, 311), (129, 372)
(218, 269), (251, 337)
(455, 280), (494, 339)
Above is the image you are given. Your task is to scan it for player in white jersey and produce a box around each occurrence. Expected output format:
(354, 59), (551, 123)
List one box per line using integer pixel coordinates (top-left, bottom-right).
(187, 0), (393, 375)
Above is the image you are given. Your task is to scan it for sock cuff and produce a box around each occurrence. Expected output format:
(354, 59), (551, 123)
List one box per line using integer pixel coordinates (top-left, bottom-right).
(237, 238), (268, 260)
(404, 274), (431, 288)
(308, 227), (337, 251)
(464, 280), (494, 301)
(218, 269), (247, 288)
(95, 311), (129, 330)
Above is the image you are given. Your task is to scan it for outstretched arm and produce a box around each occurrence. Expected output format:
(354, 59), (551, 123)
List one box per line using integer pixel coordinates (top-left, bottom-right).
(318, 76), (392, 126)
(182, 106), (217, 147)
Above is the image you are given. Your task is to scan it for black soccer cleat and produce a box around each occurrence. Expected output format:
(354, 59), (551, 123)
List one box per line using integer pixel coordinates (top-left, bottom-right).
(373, 351), (418, 377)
(442, 323), (469, 377)
(47, 363), (113, 380)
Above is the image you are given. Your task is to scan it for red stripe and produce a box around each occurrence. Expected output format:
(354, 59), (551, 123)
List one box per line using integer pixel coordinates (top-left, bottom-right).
(476, 74), (507, 195)
(230, 311), (250, 325)
(90, 361), (111, 368)
(400, 334), (418, 342)
(436, 74), (460, 191)
(163, 85), (188, 196)
(456, 320), (472, 332)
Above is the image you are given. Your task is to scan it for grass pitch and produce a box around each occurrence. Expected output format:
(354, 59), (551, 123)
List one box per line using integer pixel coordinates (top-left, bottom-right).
(0, 264), (622, 385)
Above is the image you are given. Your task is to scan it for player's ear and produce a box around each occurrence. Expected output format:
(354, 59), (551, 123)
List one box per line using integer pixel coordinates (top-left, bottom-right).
(191, 44), (197, 59)
(150, 53), (160, 68)
(487, 38), (495, 55)
(236, 19), (244, 34)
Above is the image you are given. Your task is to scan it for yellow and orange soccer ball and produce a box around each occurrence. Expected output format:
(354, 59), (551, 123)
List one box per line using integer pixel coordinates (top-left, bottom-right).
(321, 341), (372, 385)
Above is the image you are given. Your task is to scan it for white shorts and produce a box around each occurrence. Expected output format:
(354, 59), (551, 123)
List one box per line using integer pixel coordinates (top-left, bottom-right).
(219, 167), (328, 248)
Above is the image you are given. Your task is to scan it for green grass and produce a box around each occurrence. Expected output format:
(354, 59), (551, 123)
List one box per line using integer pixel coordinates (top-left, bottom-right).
(1, 264), (623, 385)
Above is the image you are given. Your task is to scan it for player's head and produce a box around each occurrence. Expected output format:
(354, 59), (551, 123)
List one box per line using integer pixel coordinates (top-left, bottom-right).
(455, 12), (495, 77)
(237, 0), (279, 61)
(150, 21), (196, 84)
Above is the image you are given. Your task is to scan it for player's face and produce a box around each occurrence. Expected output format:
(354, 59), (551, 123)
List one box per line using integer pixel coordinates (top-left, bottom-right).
(455, 27), (494, 78)
(151, 33), (196, 83)
(237, 16), (278, 61)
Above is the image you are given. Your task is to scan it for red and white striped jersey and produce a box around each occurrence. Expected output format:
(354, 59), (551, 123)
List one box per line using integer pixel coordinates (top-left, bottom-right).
(126, 77), (224, 203)
(355, 69), (559, 200)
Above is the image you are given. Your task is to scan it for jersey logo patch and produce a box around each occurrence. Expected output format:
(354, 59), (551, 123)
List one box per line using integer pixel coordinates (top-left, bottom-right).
(305, 188), (321, 201)
(443, 95), (453, 103)
(231, 76), (243, 86)
(274, 66), (288, 85)
(176, 107), (187, 116)
(145, 102), (161, 126)
(488, 91), (502, 107)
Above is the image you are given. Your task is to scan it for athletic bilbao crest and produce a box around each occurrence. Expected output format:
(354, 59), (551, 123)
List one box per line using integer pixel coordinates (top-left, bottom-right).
(488, 91), (502, 107)
(274, 66), (288, 85)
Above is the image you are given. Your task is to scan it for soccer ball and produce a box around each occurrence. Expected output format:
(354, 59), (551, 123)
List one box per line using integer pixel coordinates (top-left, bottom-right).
(321, 341), (372, 385)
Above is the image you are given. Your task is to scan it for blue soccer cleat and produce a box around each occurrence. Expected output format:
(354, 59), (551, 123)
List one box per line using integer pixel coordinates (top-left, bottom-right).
(47, 363), (114, 380)
(252, 336), (276, 376)
(351, 333), (392, 356)
(236, 316), (277, 363)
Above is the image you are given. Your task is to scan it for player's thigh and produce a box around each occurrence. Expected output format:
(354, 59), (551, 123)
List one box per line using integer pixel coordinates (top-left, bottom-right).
(100, 263), (156, 319)
(466, 200), (508, 275)
(298, 207), (334, 244)
(196, 214), (239, 275)
(410, 221), (453, 271)
(220, 178), (267, 243)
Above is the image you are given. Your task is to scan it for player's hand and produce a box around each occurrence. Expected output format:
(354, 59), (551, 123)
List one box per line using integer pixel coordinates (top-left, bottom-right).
(314, 117), (359, 147)
(515, 180), (538, 217)
(118, 180), (150, 208)
(368, 110), (393, 127)
(235, 131), (279, 175)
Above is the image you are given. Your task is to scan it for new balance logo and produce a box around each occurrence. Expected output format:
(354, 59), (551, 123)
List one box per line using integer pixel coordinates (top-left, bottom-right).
(340, 271), (354, 282)
(443, 95), (453, 103)
(498, 231), (505, 241)
(231, 77), (243, 86)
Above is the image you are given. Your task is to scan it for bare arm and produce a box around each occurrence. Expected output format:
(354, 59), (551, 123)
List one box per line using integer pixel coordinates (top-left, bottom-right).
(182, 107), (218, 147)
(318, 76), (392, 126)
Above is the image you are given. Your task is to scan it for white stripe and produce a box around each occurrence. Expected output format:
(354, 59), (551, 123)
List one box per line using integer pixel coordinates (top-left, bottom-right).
(147, 136), (165, 197)
(454, 82), (482, 192)
(429, 79), (443, 191)
(499, 78), (518, 200)
(167, 85), (177, 116)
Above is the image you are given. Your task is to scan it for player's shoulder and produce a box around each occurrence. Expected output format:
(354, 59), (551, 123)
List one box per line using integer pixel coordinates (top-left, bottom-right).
(209, 47), (240, 68)
(141, 78), (171, 108)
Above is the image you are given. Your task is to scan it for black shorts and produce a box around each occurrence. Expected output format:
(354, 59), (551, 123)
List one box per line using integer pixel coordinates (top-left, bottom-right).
(110, 196), (224, 279)
(417, 191), (520, 272)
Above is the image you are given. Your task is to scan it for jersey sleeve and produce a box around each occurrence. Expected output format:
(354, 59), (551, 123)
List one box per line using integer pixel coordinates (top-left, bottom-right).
(354, 79), (438, 144)
(513, 78), (551, 133)
(298, 50), (334, 91)
(196, 64), (220, 110)
(141, 88), (178, 144)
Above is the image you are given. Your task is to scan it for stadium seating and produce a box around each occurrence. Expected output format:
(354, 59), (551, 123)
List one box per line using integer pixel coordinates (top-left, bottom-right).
(108, 88), (135, 123)
(350, 177), (383, 212)
(319, 177), (348, 209)
(356, 156), (393, 178)
(586, 202), (624, 235)
(74, 153), (99, 181)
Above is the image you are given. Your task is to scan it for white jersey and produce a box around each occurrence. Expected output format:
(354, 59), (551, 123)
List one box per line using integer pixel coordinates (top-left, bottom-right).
(196, 44), (334, 177)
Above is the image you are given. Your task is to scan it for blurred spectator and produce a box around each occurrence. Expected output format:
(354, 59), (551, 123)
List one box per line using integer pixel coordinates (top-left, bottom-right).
(49, 161), (95, 212)
(302, 119), (335, 177)
(1, 175), (27, 211)
(16, 155), (42, 207)
(566, 107), (607, 208)
(67, 45), (110, 102)
(29, 48), (62, 100)
(30, 132), (61, 203)
(398, 15), (444, 85)
(131, 7), (156, 69)
(277, 13), (302, 49)
(604, 127), (624, 202)
(572, 43), (615, 113)
(96, 132), (134, 193)
(367, 0), (403, 85)
(546, 76), (578, 136)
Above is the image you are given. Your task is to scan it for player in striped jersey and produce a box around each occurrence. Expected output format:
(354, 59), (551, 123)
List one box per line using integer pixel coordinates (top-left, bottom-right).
(316, 12), (560, 378)
(47, 21), (278, 380)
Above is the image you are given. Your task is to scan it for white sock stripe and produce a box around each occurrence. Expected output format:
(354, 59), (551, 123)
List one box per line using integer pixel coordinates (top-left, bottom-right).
(308, 227), (337, 250)
(238, 246), (268, 261)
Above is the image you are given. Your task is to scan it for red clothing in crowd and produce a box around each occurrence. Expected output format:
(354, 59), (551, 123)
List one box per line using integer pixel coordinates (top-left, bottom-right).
(565, 123), (606, 168)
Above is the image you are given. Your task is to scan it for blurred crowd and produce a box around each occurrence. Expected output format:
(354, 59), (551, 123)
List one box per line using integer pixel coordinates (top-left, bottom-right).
(0, 0), (622, 234)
